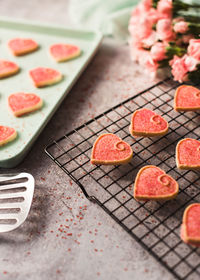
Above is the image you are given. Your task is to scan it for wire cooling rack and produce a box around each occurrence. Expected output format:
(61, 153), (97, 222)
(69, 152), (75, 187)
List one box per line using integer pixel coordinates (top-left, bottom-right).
(45, 78), (200, 280)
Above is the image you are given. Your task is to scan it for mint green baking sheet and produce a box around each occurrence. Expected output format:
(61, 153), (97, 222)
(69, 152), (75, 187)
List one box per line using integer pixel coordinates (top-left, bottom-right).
(0, 17), (102, 168)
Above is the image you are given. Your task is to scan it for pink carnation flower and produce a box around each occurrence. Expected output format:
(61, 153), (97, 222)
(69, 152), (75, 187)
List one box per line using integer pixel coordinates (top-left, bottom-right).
(130, 6), (141, 24)
(140, 0), (152, 11)
(150, 42), (166, 61)
(188, 39), (200, 61)
(173, 17), (185, 23)
(129, 44), (158, 77)
(128, 0), (159, 50)
(170, 56), (187, 82)
(142, 31), (157, 48)
(175, 34), (194, 46)
(147, 8), (159, 25)
(184, 56), (198, 72)
(157, 0), (172, 19)
(138, 51), (159, 78)
(174, 21), (188, 34)
(138, 17), (153, 38)
(129, 39), (143, 62)
(145, 58), (159, 77)
(170, 55), (198, 82)
(129, 6), (159, 51)
(182, 34), (194, 44)
(129, 9), (151, 40)
(157, 19), (175, 42)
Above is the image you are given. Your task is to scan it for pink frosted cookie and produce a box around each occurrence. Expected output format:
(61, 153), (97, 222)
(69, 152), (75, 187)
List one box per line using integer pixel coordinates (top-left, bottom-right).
(8, 92), (43, 117)
(176, 138), (200, 170)
(29, 67), (62, 87)
(0, 126), (17, 146)
(174, 85), (200, 111)
(49, 43), (81, 62)
(0, 60), (19, 78)
(129, 108), (168, 137)
(181, 204), (200, 246)
(91, 133), (133, 165)
(134, 165), (179, 201)
(8, 38), (38, 56)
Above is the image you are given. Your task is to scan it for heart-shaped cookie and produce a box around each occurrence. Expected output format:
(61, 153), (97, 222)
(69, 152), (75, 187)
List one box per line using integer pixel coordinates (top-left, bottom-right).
(50, 44), (81, 62)
(8, 92), (43, 117)
(0, 126), (17, 146)
(181, 204), (200, 246)
(134, 165), (179, 201)
(176, 138), (200, 170)
(130, 108), (168, 137)
(174, 85), (200, 111)
(29, 67), (63, 88)
(8, 38), (38, 56)
(0, 60), (19, 78)
(91, 133), (133, 165)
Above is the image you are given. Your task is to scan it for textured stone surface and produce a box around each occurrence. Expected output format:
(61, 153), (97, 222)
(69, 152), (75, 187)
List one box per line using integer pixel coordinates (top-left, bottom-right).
(0, 1), (174, 280)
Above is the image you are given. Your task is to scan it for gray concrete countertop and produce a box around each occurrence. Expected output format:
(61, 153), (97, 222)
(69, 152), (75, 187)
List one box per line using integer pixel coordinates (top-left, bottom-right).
(0, 1), (174, 279)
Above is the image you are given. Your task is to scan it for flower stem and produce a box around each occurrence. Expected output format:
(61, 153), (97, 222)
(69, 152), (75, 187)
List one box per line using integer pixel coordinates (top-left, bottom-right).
(178, 14), (200, 23)
(173, 0), (200, 10)
(166, 43), (186, 59)
(188, 23), (200, 36)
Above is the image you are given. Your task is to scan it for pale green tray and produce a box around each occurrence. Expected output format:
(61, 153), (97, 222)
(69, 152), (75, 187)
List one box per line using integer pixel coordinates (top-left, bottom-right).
(0, 17), (102, 168)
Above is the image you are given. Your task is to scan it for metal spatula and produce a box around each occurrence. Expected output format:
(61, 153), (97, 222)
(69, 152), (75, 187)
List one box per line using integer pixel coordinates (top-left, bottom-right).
(0, 172), (35, 233)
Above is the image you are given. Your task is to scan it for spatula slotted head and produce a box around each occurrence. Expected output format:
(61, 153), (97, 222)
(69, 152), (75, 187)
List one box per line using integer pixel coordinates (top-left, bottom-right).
(0, 173), (34, 232)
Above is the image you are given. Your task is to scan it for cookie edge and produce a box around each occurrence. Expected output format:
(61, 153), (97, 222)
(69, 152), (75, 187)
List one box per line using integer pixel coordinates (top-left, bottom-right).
(29, 68), (63, 88)
(0, 61), (19, 79)
(130, 108), (169, 137)
(49, 44), (81, 62)
(181, 203), (200, 245)
(91, 133), (133, 165)
(0, 127), (17, 146)
(134, 165), (179, 201)
(8, 39), (38, 56)
(174, 85), (200, 112)
(176, 138), (200, 170)
(8, 93), (43, 117)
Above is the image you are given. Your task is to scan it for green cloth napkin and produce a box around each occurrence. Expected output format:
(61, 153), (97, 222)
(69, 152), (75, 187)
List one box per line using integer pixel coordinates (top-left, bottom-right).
(69, 0), (139, 41)
(69, 0), (197, 41)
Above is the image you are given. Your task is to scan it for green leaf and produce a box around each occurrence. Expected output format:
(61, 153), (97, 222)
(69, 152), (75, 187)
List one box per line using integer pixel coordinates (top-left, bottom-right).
(152, 0), (159, 9)
(173, 0), (200, 11)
